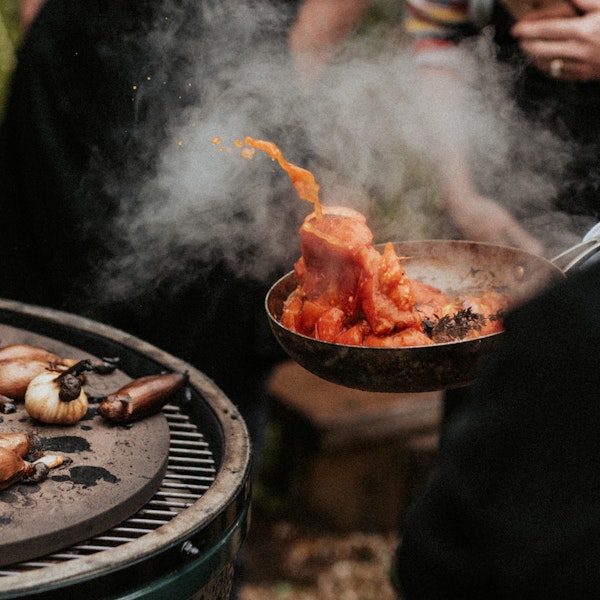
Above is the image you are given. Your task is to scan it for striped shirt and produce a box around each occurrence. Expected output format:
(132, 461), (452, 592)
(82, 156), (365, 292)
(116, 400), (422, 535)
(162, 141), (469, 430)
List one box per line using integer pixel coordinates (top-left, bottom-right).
(404, 0), (487, 52)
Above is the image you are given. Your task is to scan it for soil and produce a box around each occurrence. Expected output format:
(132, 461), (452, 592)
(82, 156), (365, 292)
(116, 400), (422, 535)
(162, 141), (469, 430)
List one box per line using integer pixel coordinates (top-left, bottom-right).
(240, 508), (403, 600)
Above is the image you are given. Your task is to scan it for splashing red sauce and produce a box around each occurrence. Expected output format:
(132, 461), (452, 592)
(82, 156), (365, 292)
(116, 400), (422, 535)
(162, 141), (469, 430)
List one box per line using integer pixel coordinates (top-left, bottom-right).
(243, 136), (323, 221)
(223, 136), (509, 347)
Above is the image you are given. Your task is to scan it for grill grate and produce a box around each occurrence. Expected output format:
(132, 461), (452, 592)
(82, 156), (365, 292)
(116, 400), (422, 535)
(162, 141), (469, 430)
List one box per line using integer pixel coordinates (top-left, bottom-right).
(0, 403), (217, 576)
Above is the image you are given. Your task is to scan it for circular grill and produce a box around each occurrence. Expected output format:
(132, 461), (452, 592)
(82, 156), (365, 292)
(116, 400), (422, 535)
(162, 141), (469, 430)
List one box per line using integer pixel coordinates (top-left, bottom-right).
(0, 403), (215, 573)
(0, 298), (251, 600)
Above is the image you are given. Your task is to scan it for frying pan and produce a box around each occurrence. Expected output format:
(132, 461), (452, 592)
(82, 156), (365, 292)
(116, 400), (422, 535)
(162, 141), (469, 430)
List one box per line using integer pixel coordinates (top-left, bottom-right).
(265, 238), (598, 393)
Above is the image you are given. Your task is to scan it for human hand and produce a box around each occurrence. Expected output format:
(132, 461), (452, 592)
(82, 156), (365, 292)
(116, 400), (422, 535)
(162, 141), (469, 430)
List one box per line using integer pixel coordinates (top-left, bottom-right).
(511, 0), (600, 80)
(447, 192), (545, 254)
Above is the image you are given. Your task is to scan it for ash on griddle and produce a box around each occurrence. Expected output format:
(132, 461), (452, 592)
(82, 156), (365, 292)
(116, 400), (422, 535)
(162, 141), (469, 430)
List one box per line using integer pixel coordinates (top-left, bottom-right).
(80, 406), (97, 421)
(70, 466), (119, 487)
(425, 308), (494, 343)
(38, 435), (91, 453)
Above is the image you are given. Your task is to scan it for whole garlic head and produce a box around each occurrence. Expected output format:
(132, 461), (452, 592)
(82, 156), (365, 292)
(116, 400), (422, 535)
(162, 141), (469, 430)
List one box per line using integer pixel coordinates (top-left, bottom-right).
(25, 370), (89, 425)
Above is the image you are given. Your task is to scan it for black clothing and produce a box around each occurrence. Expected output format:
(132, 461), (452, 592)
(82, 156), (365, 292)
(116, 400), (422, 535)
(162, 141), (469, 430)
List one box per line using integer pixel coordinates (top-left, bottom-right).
(396, 261), (600, 598)
(397, 7), (600, 593)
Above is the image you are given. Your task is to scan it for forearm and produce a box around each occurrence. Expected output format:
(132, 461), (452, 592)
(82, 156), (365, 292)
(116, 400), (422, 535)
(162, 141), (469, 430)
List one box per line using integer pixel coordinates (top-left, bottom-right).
(413, 63), (545, 253)
(289, 0), (370, 86)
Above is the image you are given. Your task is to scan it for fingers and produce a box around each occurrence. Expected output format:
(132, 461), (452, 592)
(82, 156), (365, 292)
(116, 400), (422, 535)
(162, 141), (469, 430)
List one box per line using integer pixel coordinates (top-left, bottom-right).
(511, 16), (580, 40)
(571, 0), (600, 12)
(511, 10), (600, 79)
(511, 17), (578, 71)
(536, 56), (594, 79)
(516, 40), (600, 79)
(518, 1), (581, 21)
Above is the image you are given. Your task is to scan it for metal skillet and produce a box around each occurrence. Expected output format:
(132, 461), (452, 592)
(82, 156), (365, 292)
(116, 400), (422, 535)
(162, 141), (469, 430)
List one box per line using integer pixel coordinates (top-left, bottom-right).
(265, 237), (600, 393)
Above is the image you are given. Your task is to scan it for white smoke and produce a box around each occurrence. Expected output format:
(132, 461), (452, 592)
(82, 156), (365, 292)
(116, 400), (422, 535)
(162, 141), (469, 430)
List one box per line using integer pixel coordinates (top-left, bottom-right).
(95, 0), (594, 303)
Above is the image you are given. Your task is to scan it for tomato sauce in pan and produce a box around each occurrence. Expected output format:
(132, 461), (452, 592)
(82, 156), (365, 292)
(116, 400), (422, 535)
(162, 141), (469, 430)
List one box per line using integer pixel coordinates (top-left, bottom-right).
(238, 137), (510, 347)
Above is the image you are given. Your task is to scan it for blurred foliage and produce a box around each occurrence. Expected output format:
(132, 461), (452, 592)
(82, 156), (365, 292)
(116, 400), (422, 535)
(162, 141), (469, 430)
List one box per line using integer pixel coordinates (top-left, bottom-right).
(359, 0), (405, 36)
(0, 0), (19, 115)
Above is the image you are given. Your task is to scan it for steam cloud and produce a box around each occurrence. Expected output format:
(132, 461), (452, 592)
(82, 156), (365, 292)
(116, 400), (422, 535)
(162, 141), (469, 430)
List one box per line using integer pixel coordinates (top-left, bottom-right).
(95, 0), (596, 303)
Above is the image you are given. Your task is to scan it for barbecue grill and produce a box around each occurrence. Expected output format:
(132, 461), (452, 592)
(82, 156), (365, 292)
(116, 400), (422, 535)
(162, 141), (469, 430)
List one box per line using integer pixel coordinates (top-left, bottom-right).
(0, 298), (251, 599)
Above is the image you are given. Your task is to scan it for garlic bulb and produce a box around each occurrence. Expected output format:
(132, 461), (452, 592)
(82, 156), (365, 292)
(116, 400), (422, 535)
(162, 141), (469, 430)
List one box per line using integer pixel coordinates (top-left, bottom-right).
(25, 360), (91, 425)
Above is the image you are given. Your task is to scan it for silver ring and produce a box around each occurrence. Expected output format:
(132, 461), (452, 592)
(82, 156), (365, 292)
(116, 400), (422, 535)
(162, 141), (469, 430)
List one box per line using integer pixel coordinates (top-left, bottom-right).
(550, 58), (563, 78)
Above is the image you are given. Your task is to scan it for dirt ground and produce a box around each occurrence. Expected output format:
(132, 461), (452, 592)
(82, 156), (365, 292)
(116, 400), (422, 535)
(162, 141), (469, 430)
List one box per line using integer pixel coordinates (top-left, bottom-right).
(240, 509), (403, 600)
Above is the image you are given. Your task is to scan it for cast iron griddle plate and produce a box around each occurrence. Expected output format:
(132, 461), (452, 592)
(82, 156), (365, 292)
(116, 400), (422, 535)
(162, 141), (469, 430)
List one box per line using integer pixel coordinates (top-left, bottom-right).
(0, 324), (171, 566)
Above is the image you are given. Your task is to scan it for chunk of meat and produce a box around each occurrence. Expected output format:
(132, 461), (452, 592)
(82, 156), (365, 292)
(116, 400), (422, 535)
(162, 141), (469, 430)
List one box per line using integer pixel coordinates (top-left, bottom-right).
(358, 243), (422, 335)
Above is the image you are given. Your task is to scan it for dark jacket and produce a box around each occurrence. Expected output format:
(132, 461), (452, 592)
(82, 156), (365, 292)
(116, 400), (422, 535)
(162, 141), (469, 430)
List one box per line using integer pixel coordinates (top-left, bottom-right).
(396, 260), (600, 598)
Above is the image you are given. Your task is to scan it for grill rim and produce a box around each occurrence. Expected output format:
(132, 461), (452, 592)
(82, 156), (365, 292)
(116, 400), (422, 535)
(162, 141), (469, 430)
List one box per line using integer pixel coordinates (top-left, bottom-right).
(0, 298), (251, 598)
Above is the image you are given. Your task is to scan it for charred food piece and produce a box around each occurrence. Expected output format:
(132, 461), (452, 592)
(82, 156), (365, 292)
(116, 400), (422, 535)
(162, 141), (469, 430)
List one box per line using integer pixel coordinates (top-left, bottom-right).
(425, 308), (489, 343)
(24, 360), (92, 425)
(0, 393), (16, 414)
(98, 371), (188, 424)
(0, 446), (66, 490)
(88, 356), (120, 374)
(60, 356), (120, 375)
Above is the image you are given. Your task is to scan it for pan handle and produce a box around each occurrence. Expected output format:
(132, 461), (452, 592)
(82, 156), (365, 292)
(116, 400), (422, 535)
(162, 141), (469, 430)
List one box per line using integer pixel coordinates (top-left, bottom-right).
(551, 237), (600, 273)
